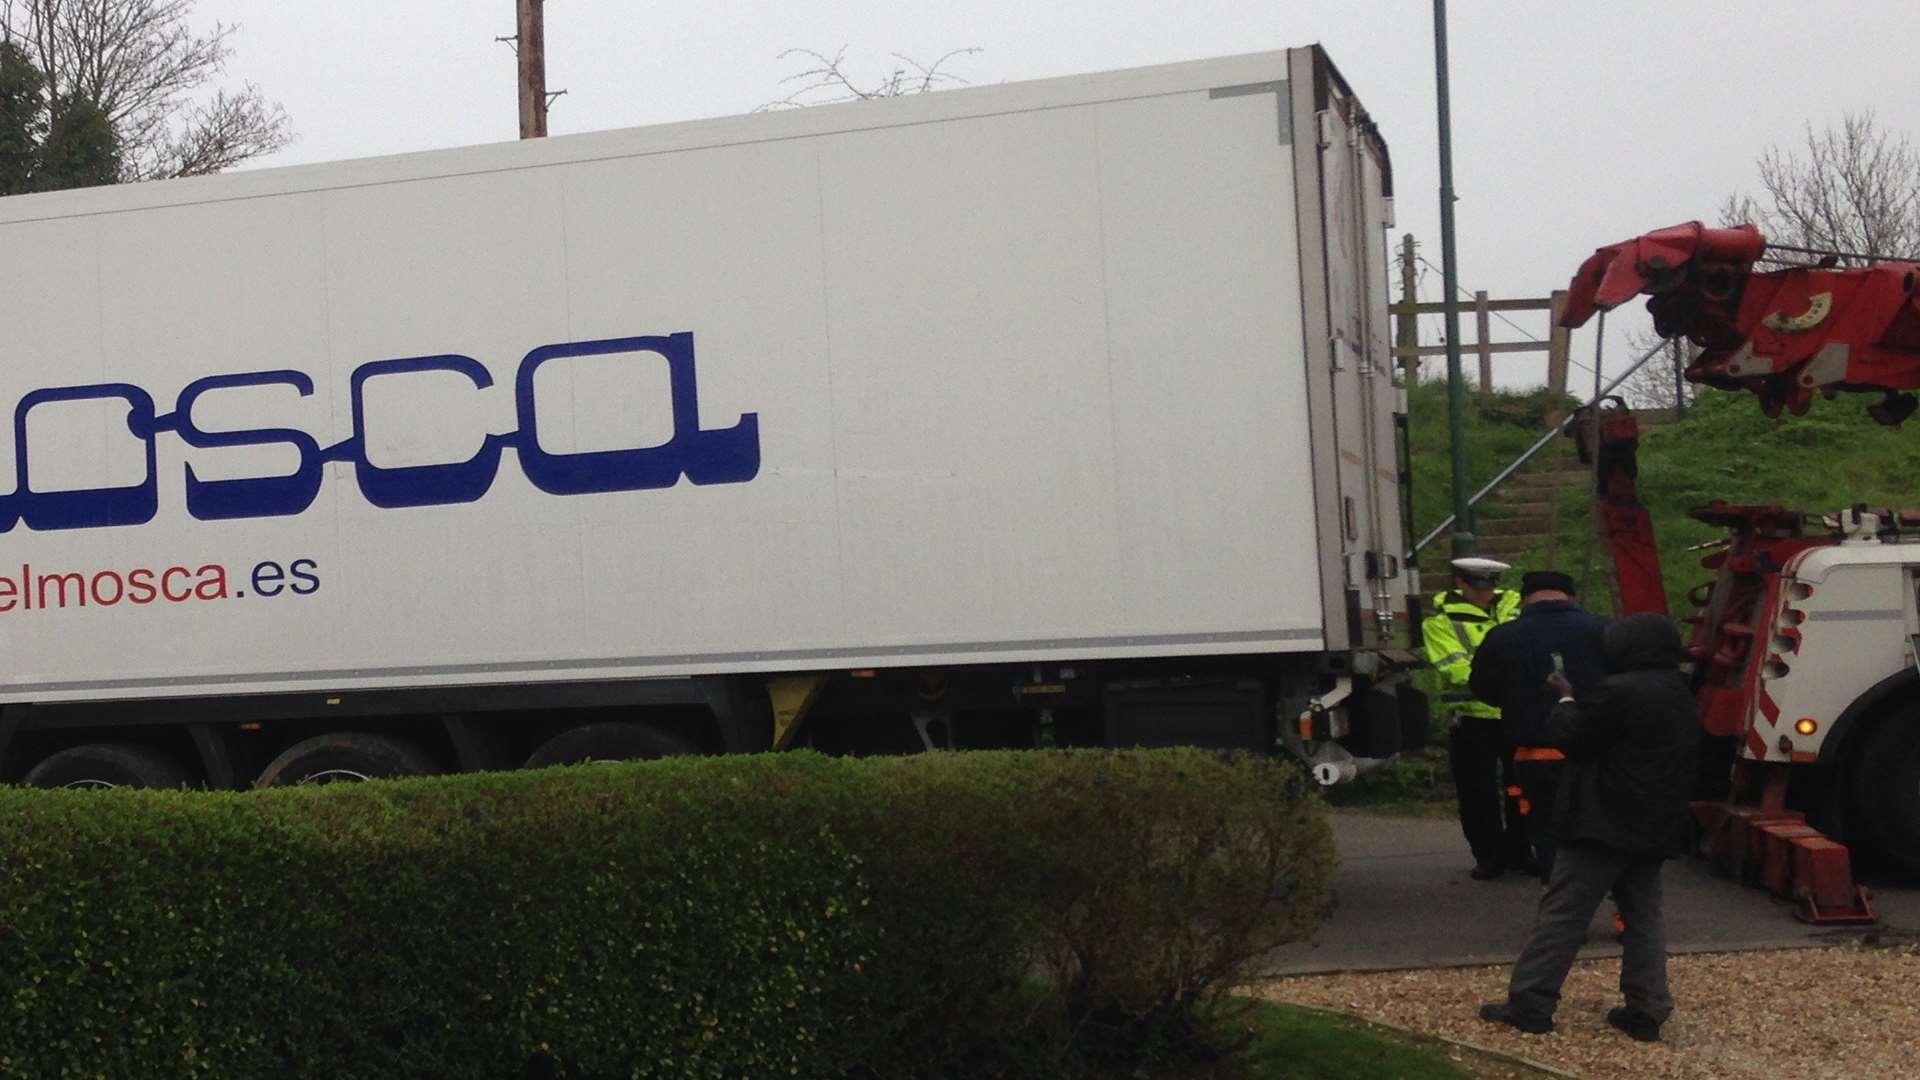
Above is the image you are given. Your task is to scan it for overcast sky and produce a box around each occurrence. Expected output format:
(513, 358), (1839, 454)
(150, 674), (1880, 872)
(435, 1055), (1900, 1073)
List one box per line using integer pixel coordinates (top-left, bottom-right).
(193, 0), (1919, 390)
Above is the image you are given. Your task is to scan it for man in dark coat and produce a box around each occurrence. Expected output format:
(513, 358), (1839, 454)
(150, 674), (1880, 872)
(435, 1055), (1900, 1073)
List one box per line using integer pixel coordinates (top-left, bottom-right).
(1478, 613), (1701, 1043)
(1467, 570), (1610, 877)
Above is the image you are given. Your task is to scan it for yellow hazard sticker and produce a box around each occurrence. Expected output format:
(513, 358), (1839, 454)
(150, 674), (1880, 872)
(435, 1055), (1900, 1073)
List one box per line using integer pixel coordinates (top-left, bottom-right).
(1761, 292), (1832, 333)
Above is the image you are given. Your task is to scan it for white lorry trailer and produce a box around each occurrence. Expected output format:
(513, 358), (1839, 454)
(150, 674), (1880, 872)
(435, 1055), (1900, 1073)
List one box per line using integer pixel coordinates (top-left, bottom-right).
(0, 46), (1421, 787)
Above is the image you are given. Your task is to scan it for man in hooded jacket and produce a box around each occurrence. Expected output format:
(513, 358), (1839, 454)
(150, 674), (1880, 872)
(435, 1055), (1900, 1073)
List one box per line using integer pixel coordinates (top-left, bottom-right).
(1479, 613), (1700, 1043)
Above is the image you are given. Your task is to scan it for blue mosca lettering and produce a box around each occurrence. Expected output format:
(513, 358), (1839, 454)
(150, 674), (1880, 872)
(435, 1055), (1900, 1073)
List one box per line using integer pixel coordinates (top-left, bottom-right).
(0, 332), (759, 532)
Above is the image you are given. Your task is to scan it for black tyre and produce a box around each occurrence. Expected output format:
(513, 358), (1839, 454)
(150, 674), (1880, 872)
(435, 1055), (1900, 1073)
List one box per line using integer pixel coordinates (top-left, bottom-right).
(1850, 712), (1920, 876)
(254, 733), (441, 787)
(23, 744), (193, 790)
(523, 721), (700, 769)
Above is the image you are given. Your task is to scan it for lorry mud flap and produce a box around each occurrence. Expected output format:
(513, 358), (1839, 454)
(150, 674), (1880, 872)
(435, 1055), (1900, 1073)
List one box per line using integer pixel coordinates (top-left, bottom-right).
(1341, 682), (1403, 760)
(697, 675), (774, 754)
(187, 723), (239, 789)
(0, 704), (24, 779)
(1396, 683), (1431, 752)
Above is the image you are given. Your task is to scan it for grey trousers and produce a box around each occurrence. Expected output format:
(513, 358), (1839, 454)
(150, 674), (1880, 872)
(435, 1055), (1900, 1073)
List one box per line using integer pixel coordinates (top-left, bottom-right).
(1507, 841), (1672, 1023)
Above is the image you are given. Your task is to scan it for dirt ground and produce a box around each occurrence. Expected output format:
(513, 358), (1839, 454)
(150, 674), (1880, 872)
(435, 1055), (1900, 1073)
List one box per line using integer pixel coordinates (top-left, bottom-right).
(1259, 944), (1920, 1079)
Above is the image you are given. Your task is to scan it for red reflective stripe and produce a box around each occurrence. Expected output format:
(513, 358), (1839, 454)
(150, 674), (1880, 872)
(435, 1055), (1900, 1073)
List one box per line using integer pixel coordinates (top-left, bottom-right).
(1513, 747), (1567, 762)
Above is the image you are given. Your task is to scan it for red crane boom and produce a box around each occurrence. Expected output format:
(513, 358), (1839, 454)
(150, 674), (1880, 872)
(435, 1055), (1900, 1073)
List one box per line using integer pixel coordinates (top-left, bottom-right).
(1562, 220), (1920, 423)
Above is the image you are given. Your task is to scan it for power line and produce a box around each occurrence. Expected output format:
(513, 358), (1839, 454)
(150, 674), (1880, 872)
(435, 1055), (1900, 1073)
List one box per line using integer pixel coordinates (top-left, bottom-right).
(1413, 254), (1544, 343)
(1414, 253), (1575, 349)
(1409, 252), (1598, 377)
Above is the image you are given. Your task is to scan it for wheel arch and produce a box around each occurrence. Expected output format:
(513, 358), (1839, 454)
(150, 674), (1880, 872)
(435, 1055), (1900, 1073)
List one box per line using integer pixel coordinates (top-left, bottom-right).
(1819, 666), (1920, 768)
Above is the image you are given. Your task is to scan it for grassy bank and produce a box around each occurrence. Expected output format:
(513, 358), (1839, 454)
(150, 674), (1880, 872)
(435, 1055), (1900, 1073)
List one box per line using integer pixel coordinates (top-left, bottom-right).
(1404, 378), (1572, 544)
(1368, 376), (1920, 818)
(1550, 388), (1920, 612)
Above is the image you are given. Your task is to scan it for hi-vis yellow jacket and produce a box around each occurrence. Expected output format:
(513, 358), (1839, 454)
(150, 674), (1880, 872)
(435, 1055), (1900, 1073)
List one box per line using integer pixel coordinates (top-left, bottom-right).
(1422, 589), (1520, 719)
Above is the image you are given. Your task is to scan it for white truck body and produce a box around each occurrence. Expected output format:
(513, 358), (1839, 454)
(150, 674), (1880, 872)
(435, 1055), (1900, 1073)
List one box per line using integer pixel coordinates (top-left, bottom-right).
(1751, 534), (1920, 763)
(0, 47), (1405, 708)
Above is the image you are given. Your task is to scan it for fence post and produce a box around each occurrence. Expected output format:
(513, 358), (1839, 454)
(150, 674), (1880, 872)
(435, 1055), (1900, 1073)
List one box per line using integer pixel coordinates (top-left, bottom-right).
(1474, 290), (1492, 393)
(1547, 290), (1570, 399)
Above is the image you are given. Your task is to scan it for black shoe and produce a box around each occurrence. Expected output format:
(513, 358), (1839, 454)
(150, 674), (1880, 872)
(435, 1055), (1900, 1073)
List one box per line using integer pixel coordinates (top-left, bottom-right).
(1606, 1006), (1661, 1043)
(1469, 862), (1504, 880)
(1479, 1002), (1553, 1034)
(1511, 855), (1545, 878)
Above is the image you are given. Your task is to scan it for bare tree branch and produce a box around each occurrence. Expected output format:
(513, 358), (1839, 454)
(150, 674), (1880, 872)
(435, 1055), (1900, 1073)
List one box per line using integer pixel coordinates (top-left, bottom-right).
(757, 45), (982, 112)
(1725, 111), (1920, 264)
(143, 82), (285, 177)
(1617, 328), (1697, 412)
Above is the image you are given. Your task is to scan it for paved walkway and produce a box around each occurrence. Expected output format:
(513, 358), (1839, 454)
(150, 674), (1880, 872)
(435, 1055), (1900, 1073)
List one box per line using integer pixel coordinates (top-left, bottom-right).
(1265, 812), (1920, 976)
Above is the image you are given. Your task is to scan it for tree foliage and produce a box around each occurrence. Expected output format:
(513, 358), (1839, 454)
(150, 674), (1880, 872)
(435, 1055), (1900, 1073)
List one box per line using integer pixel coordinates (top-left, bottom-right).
(0, 39), (43, 190)
(1721, 110), (1920, 263)
(0, 0), (289, 190)
(0, 36), (118, 192)
(35, 89), (114, 187)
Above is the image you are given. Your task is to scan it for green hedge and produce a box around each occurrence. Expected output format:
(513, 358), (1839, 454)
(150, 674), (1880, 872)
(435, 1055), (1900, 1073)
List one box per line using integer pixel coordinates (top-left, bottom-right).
(0, 749), (1334, 1079)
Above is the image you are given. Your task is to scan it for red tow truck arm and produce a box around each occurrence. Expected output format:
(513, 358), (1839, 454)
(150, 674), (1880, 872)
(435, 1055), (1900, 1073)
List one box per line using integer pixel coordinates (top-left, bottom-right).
(1556, 222), (1892, 924)
(1562, 221), (1920, 423)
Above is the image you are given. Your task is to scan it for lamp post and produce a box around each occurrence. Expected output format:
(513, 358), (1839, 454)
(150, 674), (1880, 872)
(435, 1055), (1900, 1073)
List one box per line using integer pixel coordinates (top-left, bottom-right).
(1433, 0), (1474, 558)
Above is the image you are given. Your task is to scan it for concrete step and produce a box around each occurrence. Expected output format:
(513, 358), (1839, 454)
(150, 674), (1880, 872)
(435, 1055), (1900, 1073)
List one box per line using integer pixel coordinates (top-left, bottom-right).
(1476, 532), (1552, 554)
(1413, 511), (1559, 541)
(1480, 514), (1554, 536)
(1418, 535), (1554, 564)
(1480, 499), (1557, 519)
(1506, 471), (1588, 491)
(1418, 526), (1557, 565)
(1413, 451), (1592, 580)
(1504, 483), (1585, 501)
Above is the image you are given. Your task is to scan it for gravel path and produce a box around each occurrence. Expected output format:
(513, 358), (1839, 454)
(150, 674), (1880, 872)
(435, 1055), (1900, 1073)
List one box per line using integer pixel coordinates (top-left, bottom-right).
(1258, 945), (1918, 1079)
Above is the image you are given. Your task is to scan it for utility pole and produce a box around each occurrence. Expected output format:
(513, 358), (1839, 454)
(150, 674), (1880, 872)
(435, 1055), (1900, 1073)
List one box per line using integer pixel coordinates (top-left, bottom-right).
(1432, 0), (1474, 558)
(1396, 234), (1419, 382)
(517, 0), (547, 139)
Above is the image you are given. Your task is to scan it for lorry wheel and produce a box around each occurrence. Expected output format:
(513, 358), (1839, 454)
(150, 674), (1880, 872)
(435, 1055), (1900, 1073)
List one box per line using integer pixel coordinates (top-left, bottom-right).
(254, 733), (442, 787)
(1849, 714), (1920, 876)
(523, 722), (700, 768)
(23, 744), (193, 790)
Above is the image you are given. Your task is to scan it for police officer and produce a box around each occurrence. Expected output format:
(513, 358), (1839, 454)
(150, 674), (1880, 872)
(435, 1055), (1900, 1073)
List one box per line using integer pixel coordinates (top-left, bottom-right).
(1423, 557), (1527, 880)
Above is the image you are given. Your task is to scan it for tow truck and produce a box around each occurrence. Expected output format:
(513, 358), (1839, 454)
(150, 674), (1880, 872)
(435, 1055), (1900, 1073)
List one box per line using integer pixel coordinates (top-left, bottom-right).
(1560, 221), (1920, 921)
